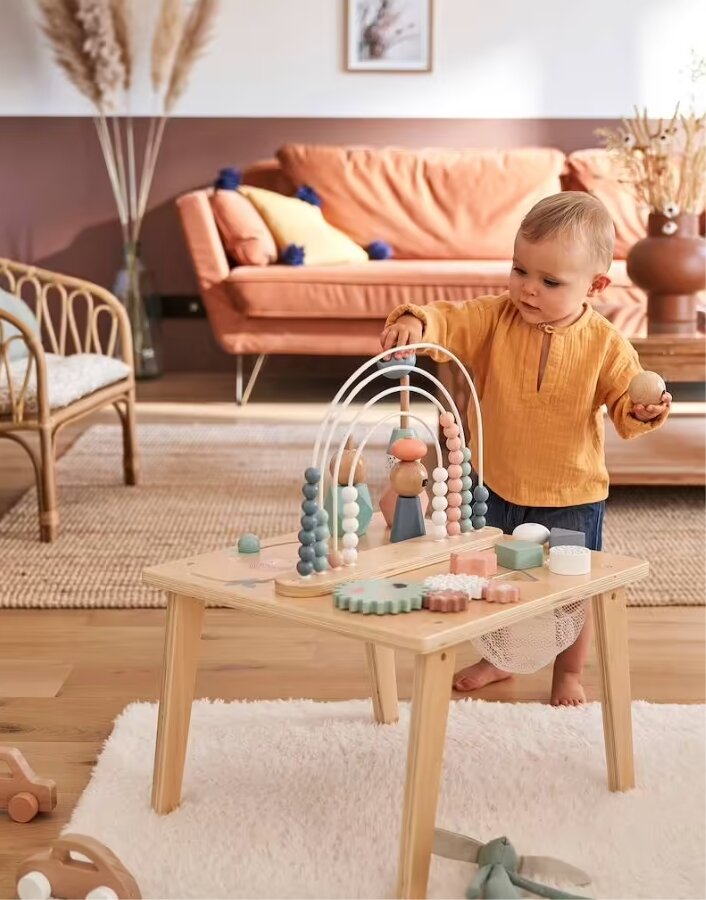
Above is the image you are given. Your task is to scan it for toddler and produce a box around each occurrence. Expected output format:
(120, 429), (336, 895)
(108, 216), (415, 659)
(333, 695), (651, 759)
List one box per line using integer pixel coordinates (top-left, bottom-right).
(380, 192), (671, 706)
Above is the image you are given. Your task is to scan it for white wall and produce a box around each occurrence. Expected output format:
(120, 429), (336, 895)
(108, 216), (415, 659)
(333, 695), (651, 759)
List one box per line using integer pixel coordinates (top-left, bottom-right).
(1, 0), (703, 117)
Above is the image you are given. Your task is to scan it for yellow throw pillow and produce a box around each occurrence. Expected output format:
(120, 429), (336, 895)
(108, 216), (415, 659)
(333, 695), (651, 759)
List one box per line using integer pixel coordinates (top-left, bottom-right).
(238, 185), (368, 266)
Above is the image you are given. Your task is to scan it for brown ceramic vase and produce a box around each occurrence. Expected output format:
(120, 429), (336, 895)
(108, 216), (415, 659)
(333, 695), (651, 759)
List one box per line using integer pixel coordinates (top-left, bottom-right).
(626, 213), (706, 335)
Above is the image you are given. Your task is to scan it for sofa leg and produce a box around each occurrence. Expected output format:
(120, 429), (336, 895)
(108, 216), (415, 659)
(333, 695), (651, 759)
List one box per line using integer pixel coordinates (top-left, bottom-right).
(235, 354), (267, 406)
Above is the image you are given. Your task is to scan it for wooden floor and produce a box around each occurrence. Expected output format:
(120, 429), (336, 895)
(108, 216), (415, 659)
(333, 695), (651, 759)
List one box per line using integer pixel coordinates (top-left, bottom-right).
(0, 372), (704, 897)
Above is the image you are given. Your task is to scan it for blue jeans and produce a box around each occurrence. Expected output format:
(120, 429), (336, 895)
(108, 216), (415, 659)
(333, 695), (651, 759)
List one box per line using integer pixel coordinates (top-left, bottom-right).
(484, 486), (605, 551)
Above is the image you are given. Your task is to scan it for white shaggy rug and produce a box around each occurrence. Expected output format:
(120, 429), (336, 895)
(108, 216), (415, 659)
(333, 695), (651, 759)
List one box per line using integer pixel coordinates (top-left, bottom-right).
(66, 699), (706, 899)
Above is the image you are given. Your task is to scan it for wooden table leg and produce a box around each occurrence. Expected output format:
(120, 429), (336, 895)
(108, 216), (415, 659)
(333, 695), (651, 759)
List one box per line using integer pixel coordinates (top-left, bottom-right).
(396, 648), (456, 899)
(151, 592), (205, 814)
(365, 643), (399, 724)
(592, 588), (635, 791)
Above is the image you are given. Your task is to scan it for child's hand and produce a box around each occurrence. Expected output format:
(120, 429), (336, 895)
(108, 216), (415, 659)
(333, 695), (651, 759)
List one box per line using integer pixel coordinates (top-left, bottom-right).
(630, 391), (672, 422)
(380, 314), (423, 359)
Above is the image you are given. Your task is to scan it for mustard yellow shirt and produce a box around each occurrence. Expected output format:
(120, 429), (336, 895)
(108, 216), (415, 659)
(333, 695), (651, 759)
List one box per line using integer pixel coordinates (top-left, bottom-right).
(386, 293), (668, 507)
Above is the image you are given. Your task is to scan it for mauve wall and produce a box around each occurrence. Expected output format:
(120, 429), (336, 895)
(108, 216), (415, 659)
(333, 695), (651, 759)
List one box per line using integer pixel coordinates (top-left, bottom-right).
(0, 117), (613, 297)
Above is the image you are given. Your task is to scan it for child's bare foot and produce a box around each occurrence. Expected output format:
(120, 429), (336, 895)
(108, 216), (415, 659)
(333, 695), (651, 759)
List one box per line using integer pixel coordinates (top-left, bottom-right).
(551, 670), (586, 706)
(453, 659), (512, 692)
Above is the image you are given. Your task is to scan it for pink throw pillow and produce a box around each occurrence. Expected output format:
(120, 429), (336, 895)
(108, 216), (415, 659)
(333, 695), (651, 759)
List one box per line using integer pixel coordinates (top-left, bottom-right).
(210, 190), (277, 267)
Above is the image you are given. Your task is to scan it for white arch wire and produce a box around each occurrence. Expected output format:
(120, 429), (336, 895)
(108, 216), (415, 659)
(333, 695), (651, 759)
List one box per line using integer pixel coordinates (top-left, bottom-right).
(329, 385), (446, 552)
(330, 408), (445, 554)
(312, 342), (484, 482)
(317, 369), (464, 513)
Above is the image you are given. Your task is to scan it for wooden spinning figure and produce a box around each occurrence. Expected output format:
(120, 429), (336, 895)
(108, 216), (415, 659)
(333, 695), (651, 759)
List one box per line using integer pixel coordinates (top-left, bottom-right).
(388, 437), (428, 543)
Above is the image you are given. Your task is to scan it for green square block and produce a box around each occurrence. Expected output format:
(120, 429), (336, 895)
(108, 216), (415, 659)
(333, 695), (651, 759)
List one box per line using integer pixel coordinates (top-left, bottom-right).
(495, 540), (544, 570)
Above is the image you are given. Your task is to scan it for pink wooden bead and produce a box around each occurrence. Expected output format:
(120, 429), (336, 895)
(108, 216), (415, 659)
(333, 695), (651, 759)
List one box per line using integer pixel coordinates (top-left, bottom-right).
(447, 478), (463, 493)
(443, 425), (460, 439)
(485, 582), (520, 604)
(328, 551), (344, 569)
(447, 464), (462, 479)
(390, 437), (427, 462)
(451, 548), (498, 576)
(447, 493), (462, 507)
(448, 450), (464, 465)
(439, 411), (455, 428)
(446, 507), (461, 522)
(446, 437), (462, 451)
(446, 521), (461, 536)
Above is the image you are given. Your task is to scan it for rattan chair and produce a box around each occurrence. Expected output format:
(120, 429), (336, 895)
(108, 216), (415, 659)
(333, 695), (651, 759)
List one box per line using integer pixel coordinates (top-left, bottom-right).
(0, 258), (138, 542)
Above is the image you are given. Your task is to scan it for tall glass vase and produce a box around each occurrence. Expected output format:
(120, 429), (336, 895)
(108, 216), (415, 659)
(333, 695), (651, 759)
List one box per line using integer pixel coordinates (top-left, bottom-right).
(113, 242), (162, 379)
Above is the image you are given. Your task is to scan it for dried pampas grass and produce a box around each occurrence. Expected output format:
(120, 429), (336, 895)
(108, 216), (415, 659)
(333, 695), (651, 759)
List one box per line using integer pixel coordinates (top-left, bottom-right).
(165, 0), (218, 112)
(37, 0), (100, 105)
(151, 0), (184, 92)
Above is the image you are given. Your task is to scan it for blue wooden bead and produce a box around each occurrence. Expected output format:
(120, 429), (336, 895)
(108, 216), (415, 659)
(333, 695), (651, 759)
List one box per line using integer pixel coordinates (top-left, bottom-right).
(304, 467), (321, 484)
(461, 519), (474, 533)
(313, 556), (329, 573)
(302, 483), (318, 500)
(314, 540), (328, 556)
(316, 508), (329, 525)
(461, 490), (472, 505)
(460, 504), (472, 519)
(473, 502), (488, 516)
(301, 514), (317, 530)
(471, 516), (486, 529)
(301, 499), (319, 516)
(462, 447), (471, 462)
(474, 485), (490, 502)
(461, 462), (472, 476)
(298, 529), (315, 545)
(297, 560), (314, 576)
(236, 532), (260, 554)
(299, 545), (316, 562)
(461, 475), (473, 491)
(314, 525), (330, 541)
(377, 355), (417, 378)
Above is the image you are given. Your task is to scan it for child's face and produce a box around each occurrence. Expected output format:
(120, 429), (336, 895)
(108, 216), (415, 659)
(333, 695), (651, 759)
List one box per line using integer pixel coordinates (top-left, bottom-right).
(509, 234), (610, 326)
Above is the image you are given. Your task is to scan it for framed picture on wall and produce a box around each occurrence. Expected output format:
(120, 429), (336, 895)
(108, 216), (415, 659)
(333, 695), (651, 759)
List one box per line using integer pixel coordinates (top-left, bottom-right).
(345, 0), (434, 72)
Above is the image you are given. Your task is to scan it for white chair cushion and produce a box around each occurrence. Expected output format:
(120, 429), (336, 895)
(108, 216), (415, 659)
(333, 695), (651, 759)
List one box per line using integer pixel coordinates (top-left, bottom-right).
(0, 353), (131, 415)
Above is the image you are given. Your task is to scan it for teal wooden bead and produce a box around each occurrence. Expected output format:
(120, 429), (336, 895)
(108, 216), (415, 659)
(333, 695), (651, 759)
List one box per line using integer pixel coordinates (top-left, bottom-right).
(377, 355), (417, 378)
(462, 475), (473, 491)
(460, 504), (472, 519)
(304, 467), (321, 484)
(237, 532), (261, 554)
(471, 516), (486, 529)
(314, 525), (330, 541)
(473, 502), (488, 516)
(297, 560), (314, 576)
(302, 483), (318, 500)
(301, 499), (319, 515)
(316, 508), (329, 525)
(299, 545), (316, 562)
(313, 556), (329, 573)
(461, 490), (473, 505)
(474, 485), (490, 502)
(462, 447), (471, 462)
(461, 462), (472, 476)
(461, 519), (474, 533)
(298, 529), (315, 545)
(314, 540), (328, 556)
(301, 514), (317, 530)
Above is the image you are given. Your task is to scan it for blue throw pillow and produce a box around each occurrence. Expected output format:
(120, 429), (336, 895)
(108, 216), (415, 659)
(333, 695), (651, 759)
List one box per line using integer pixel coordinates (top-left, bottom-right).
(0, 287), (40, 360)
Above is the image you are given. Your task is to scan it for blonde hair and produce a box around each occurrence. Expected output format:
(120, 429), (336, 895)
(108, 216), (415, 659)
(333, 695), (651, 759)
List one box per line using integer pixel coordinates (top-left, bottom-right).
(519, 192), (615, 271)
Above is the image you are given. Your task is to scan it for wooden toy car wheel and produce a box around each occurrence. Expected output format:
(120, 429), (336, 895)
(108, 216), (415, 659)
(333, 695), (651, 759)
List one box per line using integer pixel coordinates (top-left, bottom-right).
(16, 869), (52, 899)
(8, 791), (39, 823)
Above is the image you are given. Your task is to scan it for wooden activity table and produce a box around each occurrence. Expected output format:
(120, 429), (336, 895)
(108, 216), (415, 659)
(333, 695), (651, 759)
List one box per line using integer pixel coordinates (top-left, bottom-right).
(144, 518), (647, 899)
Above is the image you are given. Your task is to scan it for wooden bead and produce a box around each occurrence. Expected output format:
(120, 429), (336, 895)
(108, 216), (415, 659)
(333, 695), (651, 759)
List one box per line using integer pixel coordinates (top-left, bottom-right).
(629, 370), (666, 405)
(439, 411), (455, 428)
(447, 464), (463, 479)
(328, 550), (344, 569)
(446, 521), (461, 536)
(445, 436), (462, 451)
(330, 440), (367, 486)
(390, 460), (428, 496)
(447, 507), (461, 522)
(448, 450), (464, 465)
(447, 493), (462, 507)
(443, 425), (460, 439)
(389, 437), (427, 461)
(447, 478), (463, 493)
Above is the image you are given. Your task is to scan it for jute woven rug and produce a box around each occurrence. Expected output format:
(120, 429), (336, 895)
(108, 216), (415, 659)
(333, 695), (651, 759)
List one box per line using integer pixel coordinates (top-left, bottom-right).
(0, 423), (703, 608)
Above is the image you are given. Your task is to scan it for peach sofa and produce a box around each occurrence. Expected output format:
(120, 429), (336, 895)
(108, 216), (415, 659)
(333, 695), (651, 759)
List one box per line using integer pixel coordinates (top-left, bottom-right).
(177, 144), (648, 402)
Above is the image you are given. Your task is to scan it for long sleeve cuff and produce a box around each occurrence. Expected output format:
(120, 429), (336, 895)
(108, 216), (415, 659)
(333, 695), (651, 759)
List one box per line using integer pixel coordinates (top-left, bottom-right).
(384, 303), (429, 330)
(611, 393), (670, 439)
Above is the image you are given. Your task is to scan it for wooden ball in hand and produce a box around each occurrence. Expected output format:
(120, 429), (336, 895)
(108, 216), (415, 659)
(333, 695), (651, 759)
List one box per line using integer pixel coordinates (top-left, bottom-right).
(629, 371), (666, 406)
(390, 460), (428, 497)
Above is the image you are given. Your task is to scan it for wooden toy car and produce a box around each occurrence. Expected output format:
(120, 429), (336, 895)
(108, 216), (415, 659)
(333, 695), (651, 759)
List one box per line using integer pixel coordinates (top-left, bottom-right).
(0, 746), (56, 823)
(16, 834), (141, 899)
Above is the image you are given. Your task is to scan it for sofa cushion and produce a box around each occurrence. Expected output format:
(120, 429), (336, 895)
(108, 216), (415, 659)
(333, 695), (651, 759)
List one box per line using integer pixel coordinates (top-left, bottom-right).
(210, 189), (277, 267)
(239, 185), (369, 266)
(276, 144), (566, 260)
(0, 353), (131, 415)
(565, 149), (648, 258)
(0, 287), (40, 360)
(225, 259), (643, 332)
